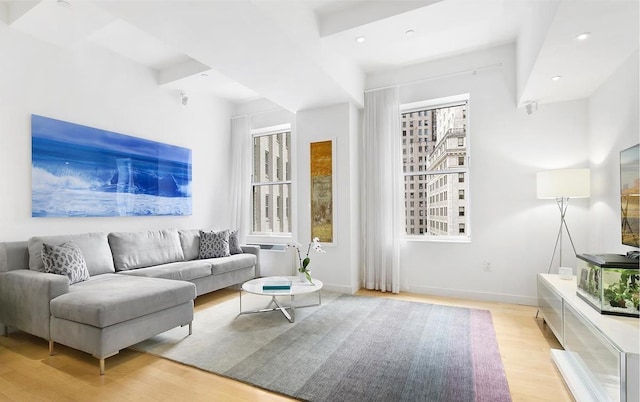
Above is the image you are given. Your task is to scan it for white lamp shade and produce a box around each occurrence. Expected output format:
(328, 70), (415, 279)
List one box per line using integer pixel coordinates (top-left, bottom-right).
(537, 168), (590, 199)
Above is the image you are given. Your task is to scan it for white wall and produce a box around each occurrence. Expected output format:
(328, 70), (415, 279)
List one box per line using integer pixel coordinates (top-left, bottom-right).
(296, 103), (360, 293)
(587, 50), (640, 254)
(0, 23), (233, 241)
(233, 99), (298, 277)
(233, 99), (361, 292)
(366, 44), (591, 305)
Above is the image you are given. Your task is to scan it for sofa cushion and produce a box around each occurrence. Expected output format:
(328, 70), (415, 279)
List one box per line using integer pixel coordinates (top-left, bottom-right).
(109, 229), (184, 271)
(28, 232), (115, 276)
(206, 253), (257, 275)
(50, 274), (196, 328)
(42, 242), (90, 285)
(117, 260), (212, 281)
(178, 229), (201, 261)
(199, 230), (230, 259)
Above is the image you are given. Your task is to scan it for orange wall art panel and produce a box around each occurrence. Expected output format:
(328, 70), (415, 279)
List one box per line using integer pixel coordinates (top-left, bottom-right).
(310, 140), (333, 243)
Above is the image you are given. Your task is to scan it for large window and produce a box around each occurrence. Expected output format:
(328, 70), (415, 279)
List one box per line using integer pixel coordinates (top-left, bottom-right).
(251, 128), (291, 235)
(400, 96), (470, 240)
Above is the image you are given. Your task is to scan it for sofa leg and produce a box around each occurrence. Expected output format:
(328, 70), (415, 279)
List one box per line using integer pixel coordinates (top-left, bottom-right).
(2, 325), (7, 337)
(49, 340), (54, 356)
(94, 351), (118, 375)
(181, 322), (193, 335)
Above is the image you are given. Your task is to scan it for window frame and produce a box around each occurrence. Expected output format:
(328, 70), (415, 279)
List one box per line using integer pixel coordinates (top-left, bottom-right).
(249, 124), (293, 240)
(400, 94), (471, 243)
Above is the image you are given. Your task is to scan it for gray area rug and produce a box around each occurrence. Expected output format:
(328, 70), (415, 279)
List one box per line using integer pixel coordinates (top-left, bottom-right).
(133, 292), (511, 402)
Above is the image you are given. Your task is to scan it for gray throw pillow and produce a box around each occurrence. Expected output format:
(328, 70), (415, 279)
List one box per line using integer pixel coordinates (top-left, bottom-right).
(229, 229), (243, 255)
(199, 230), (230, 258)
(42, 241), (90, 285)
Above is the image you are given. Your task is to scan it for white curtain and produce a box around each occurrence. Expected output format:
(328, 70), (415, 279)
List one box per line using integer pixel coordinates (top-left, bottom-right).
(362, 87), (403, 293)
(229, 115), (250, 244)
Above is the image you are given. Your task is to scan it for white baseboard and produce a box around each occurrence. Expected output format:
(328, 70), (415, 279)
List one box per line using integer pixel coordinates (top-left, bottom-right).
(404, 284), (538, 306)
(322, 283), (358, 294)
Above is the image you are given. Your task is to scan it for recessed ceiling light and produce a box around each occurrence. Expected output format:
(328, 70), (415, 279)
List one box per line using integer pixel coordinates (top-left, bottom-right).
(57, 0), (72, 7)
(551, 75), (563, 81)
(405, 29), (415, 36)
(355, 36), (366, 44)
(575, 32), (591, 41)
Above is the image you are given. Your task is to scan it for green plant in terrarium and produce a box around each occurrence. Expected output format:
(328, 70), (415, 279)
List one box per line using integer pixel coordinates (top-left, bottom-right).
(630, 271), (640, 310)
(632, 293), (640, 311)
(604, 270), (640, 309)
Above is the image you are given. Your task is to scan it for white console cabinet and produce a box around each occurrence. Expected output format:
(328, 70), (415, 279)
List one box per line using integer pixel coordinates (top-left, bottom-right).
(537, 274), (639, 402)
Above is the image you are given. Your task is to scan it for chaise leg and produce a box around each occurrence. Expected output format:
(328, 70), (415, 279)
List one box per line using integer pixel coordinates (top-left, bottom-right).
(94, 351), (118, 375)
(2, 325), (7, 337)
(49, 340), (54, 356)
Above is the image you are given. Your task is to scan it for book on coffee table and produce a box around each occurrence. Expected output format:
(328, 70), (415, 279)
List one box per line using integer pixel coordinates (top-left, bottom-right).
(262, 279), (292, 290)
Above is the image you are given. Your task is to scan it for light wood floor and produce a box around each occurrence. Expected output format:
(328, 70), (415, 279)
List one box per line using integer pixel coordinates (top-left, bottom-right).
(0, 288), (572, 401)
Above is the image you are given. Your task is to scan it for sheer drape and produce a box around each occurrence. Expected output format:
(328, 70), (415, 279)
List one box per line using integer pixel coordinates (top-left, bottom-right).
(229, 115), (250, 244)
(362, 87), (402, 293)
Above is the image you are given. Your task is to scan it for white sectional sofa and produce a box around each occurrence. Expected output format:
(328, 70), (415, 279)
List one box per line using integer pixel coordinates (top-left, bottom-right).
(0, 228), (259, 374)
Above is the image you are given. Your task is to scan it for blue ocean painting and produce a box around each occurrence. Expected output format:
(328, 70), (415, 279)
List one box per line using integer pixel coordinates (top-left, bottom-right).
(31, 115), (192, 217)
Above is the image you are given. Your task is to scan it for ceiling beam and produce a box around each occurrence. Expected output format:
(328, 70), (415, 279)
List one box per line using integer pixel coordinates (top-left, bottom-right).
(97, 1), (363, 112)
(6, 1), (39, 25)
(317, 0), (442, 37)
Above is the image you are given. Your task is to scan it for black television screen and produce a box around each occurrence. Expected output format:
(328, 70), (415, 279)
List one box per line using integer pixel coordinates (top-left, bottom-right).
(621, 144), (639, 248)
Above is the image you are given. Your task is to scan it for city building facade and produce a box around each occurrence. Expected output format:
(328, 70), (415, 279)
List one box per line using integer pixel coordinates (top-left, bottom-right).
(252, 130), (291, 234)
(401, 101), (468, 237)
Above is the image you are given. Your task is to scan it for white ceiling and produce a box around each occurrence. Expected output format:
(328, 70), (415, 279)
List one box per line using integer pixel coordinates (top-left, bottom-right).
(1, 0), (638, 111)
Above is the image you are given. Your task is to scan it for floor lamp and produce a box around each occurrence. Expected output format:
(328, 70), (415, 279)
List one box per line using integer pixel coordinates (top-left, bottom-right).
(537, 169), (590, 274)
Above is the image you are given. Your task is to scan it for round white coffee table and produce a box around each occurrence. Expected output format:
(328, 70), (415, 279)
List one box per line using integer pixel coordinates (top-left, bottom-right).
(240, 276), (323, 323)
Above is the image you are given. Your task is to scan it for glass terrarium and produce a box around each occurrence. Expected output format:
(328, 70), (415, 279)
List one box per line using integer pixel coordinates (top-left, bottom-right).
(576, 254), (639, 318)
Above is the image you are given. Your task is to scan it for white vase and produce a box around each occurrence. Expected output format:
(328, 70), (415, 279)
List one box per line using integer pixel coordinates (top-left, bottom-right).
(299, 271), (307, 282)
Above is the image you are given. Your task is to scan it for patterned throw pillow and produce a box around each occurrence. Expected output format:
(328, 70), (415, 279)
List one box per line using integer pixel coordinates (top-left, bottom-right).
(229, 229), (243, 255)
(199, 230), (231, 258)
(42, 241), (90, 285)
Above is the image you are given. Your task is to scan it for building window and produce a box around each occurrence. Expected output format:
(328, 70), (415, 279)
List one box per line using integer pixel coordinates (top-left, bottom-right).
(264, 151), (270, 179)
(277, 195), (282, 219)
(286, 197), (290, 219)
(265, 195), (270, 217)
(400, 95), (470, 239)
(251, 128), (292, 235)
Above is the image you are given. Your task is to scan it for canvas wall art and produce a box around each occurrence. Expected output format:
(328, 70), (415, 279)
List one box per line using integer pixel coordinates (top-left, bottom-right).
(620, 143), (639, 247)
(310, 140), (333, 243)
(31, 115), (192, 217)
